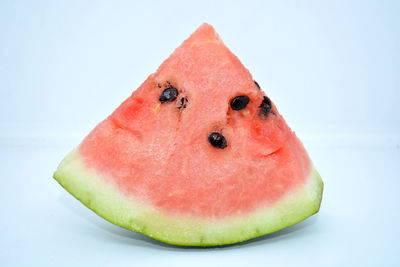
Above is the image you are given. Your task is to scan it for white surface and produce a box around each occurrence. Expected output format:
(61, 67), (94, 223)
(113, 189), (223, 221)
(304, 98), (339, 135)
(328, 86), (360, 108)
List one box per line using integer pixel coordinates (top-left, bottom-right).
(1, 0), (399, 266)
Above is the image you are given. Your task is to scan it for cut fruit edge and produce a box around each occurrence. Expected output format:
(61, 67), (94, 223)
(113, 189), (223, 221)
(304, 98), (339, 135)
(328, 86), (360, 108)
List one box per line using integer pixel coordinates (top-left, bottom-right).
(54, 149), (323, 246)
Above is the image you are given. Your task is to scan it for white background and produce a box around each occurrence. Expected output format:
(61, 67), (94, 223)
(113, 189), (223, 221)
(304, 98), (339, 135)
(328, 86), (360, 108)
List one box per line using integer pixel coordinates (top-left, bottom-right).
(1, 1), (399, 266)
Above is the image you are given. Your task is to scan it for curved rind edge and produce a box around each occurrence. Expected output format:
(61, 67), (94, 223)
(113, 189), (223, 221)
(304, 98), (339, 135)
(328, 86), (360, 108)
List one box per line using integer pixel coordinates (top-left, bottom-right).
(53, 149), (323, 246)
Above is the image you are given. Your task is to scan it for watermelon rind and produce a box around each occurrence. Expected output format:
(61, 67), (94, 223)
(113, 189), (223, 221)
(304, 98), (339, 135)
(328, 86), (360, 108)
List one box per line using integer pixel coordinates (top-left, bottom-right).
(54, 149), (323, 246)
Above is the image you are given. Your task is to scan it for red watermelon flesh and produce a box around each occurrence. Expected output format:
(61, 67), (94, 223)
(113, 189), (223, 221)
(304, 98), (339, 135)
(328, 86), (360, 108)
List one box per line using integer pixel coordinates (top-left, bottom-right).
(54, 23), (323, 246)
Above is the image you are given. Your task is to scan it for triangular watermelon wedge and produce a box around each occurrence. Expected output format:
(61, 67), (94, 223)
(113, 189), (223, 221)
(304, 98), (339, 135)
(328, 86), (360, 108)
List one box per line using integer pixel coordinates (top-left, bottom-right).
(54, 23), (323, 246)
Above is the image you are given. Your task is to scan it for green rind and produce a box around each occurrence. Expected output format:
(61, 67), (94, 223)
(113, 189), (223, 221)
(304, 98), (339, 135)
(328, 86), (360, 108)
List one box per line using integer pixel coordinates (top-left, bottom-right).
(54, 149), (323, 246)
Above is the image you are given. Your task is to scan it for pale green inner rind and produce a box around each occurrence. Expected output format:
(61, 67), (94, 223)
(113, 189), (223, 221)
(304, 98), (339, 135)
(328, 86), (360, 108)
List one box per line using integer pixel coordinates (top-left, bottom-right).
(54, 150), (323, 246)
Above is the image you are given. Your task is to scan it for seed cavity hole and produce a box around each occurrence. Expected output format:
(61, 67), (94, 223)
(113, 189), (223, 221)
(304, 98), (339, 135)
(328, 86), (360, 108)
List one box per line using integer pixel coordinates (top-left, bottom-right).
(259, 96), (272, 117)
(178, 97), (188, 109)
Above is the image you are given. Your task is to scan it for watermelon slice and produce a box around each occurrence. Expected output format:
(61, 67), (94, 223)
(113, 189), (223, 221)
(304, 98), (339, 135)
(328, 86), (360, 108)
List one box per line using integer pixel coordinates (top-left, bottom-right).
(54, 23), (323, 246)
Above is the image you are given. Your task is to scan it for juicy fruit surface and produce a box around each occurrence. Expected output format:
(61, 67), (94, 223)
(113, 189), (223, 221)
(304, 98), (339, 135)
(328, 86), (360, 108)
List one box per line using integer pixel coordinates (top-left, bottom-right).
(79, 24), (312, 219)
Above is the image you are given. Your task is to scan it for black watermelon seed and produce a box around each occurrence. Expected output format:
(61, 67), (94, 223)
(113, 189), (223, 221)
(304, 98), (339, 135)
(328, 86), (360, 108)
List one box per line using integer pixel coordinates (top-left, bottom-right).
(230, 95), (250, 110)
(254, 80), (260, 89)
(159, 87), (178, 103)
(208, 132), (227, 149)
(259, 96), (272, 117)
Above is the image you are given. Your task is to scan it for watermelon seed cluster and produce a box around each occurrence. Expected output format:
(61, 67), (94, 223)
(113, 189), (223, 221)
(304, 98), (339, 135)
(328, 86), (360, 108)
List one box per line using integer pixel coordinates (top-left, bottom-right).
(157, 80), (272, 149)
